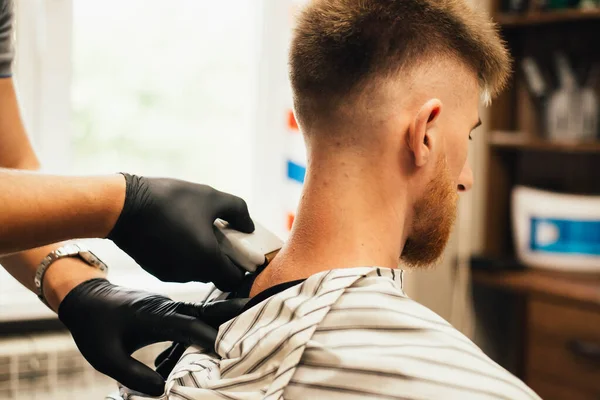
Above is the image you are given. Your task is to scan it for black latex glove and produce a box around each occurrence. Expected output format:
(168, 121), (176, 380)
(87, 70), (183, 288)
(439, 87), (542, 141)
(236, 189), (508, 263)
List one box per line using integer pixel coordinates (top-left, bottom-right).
(108, 174), (255, 291)
(154, 297), (250, 379)
(58, 278), (248, 397)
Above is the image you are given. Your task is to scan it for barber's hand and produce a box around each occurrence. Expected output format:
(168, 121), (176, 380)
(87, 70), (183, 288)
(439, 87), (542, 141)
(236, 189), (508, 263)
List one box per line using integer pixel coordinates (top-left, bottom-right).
(154, 297), (250, 379)
(108, 174), (255, 291)
(58, 278), (247, 396)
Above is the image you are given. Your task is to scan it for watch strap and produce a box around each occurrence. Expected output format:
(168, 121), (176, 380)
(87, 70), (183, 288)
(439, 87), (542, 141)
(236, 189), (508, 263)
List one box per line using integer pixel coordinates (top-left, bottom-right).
(34, 243), (108, 308)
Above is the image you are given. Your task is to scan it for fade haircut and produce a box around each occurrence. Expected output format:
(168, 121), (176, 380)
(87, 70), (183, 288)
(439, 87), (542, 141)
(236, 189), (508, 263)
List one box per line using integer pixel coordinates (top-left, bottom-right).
(289, 0), (511, 131)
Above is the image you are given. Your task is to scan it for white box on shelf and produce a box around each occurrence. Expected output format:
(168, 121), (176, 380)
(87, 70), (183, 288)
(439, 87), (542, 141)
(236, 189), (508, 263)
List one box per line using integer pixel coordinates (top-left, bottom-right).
(512, 185), (600, 273)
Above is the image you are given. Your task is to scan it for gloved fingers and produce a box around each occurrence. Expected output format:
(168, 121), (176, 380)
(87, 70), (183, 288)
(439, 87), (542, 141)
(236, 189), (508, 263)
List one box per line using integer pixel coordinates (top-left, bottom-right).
(213, 193), (255, 234)
(155, 314), (218, 349)
(153, 342), (187, 368)
(208, 249), (245, 292)
(175, 299), (250, 328)
(155, 343), (188, 379)
(103, 346), (166, 397)
(154, 343), (177, 368)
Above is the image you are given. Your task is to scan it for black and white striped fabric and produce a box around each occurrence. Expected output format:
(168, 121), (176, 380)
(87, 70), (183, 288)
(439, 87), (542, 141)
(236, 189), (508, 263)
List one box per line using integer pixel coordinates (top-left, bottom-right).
(110, 267), (541, 400)
(0, 0), (14, 77)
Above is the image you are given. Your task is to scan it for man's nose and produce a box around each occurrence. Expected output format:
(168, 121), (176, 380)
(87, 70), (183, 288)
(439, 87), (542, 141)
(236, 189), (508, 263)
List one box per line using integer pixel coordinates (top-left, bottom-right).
(457, 162), (473, 192)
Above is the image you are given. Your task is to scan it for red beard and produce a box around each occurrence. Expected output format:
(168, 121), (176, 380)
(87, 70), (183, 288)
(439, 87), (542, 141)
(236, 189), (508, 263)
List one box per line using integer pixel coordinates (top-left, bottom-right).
(401, 156), (459, 268)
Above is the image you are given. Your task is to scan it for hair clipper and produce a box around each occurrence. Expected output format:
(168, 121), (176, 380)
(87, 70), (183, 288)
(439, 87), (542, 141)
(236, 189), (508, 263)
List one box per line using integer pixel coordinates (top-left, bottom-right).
(213, 219), (283, 272)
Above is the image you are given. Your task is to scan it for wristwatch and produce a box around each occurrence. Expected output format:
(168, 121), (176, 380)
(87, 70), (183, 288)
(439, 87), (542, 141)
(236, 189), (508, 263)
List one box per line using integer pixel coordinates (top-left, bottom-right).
(34, 243), (108, 307)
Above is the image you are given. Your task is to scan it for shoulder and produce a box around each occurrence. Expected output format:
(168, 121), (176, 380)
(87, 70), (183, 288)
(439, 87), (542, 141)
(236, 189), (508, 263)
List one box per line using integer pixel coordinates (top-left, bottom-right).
(289, 342), (541, 400)
(315, 272), (460, 340)
(292, 277), (541, 400)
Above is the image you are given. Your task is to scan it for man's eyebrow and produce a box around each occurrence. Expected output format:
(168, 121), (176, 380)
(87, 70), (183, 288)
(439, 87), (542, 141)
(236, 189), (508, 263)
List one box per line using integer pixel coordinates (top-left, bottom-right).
(472, 118), (482, 131)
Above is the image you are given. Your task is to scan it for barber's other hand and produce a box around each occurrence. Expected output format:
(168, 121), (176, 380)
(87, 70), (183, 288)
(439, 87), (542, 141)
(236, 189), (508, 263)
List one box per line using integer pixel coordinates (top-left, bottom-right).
(108, 174), (255, 291)
(154, 297), (251, 379)
(58, 278), (224, 396)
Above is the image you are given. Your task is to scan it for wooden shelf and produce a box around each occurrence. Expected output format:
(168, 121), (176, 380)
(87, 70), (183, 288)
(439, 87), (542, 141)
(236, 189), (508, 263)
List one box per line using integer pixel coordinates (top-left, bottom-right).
(472, 269), (600, 306)
(496, 8), (600, 27)
(489, 131), (600, 153)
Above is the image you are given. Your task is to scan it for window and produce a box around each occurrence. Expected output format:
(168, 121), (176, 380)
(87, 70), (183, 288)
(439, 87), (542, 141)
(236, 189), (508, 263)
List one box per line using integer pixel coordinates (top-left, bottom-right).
(70, 0), (262, 275)
(70, 0), (259, 196)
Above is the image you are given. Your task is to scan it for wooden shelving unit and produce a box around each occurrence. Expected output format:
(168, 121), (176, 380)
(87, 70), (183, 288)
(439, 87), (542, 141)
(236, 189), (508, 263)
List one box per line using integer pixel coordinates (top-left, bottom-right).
(481, 2), (600, 258)
(489, 131), (600, 153)
(473, 2), (600, 397)
(496, 8), (600, 27)
(472, 269), (600, 306)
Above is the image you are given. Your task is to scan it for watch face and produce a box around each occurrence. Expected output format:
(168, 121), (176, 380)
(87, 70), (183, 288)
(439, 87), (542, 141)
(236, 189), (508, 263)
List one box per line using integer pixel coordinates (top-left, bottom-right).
(79, 250), (109, 272)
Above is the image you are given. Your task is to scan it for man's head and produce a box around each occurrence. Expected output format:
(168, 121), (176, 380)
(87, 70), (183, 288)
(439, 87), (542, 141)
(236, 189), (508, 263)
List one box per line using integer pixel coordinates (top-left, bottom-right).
(289, 0), (511, 266)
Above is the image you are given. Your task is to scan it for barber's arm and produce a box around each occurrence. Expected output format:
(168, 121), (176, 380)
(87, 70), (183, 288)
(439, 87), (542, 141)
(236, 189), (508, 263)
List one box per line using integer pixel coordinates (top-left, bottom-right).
(0, 75), (250, 395)
(0, 74), (113, 297)
(0, 2), (250, 394)
(0, 0), (255, 288)
(0, 76), (255, 289)
(1, 3), (254, 286)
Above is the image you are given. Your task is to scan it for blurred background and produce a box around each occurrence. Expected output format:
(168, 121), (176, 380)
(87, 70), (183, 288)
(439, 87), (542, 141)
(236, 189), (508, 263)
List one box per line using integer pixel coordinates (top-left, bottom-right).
(0, 0), (599, 399)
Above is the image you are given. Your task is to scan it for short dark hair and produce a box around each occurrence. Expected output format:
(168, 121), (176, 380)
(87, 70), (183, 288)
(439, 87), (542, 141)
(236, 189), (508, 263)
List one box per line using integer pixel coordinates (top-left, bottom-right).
(289, 0), (511, 129)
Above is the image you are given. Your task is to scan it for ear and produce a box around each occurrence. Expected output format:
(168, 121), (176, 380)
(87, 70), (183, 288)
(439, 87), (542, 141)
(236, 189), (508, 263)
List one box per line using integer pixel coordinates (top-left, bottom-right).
(407, 99), (442, 168)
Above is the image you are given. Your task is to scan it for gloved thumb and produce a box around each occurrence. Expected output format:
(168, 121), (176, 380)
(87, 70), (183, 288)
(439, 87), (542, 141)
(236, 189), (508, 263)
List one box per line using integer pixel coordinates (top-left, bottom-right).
(155, 343), (187, 379)
(214, 194), (255, 234)
(209, 250), (245, 292)
(109, 346), (166, 397)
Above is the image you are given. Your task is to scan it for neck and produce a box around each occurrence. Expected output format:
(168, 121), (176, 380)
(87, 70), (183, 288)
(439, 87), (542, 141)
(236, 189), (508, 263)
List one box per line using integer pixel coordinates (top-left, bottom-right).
(250, 152), (408, 296)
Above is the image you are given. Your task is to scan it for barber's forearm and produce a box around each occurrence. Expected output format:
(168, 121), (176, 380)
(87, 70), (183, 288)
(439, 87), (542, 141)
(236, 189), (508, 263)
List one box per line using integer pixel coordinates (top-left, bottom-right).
(0, 171), (126, 254)
(0, 78), (126, 254)
(0, 243), (107, 312)
(0, 78), (114, 308)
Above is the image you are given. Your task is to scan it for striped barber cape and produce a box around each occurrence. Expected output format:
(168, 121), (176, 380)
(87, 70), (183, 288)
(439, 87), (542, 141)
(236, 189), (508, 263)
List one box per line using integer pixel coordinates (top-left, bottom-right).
(110, 267), (541, 400)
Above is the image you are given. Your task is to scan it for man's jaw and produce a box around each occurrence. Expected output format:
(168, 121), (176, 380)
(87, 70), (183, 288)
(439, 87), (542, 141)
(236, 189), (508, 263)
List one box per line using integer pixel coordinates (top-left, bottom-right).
(400, 157), (459, 268)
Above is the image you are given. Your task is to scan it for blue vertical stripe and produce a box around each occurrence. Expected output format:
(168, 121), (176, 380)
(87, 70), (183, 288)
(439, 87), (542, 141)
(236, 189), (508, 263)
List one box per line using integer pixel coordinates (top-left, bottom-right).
(287, 161), (306, 184)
